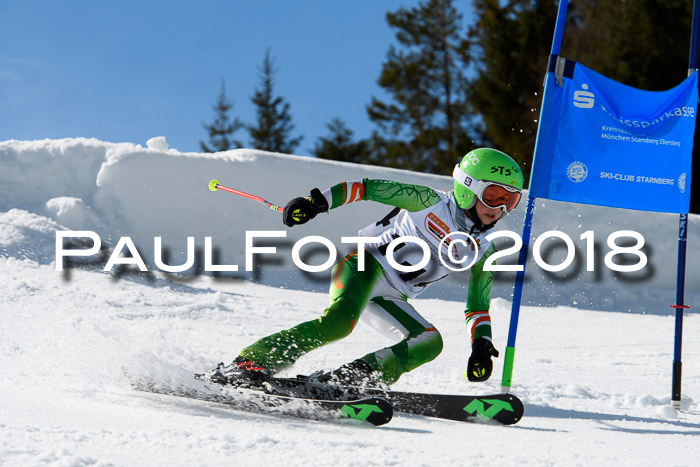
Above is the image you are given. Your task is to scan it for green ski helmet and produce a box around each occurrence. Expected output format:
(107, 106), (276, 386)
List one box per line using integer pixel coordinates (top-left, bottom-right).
(452, 148), (523, 213)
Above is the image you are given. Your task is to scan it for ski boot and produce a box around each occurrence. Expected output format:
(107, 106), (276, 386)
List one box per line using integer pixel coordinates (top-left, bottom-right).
(310, 359), (388, 391)
(201, 356), (270, 389)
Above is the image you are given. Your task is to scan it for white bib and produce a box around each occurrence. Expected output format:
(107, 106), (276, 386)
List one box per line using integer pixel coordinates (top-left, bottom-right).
(359, 191), (492, 298)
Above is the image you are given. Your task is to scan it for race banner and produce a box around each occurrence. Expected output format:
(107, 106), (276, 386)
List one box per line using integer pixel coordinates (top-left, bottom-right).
(529, 59), (698, 213)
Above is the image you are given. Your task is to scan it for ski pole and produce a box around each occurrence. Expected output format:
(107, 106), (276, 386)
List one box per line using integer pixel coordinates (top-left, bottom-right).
(208, 179), (284, 212)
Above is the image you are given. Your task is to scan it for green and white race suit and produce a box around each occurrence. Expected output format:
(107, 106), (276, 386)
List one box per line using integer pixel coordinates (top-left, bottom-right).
(239, 179), (498, 384)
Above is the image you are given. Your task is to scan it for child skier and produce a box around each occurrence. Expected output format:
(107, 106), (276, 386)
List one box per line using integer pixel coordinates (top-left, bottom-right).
(206, 148), (523, 388)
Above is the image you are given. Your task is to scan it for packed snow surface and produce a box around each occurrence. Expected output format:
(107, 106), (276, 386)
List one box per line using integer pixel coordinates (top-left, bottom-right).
(1, 138), (699, 466)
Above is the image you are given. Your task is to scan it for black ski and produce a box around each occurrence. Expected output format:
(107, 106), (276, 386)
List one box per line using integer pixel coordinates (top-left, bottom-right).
(266, 377), (524, 425)
(132, 378), (393, 426)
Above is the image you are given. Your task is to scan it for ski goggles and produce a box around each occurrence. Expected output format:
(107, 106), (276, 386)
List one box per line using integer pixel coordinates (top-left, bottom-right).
(452, 165), (522, 212)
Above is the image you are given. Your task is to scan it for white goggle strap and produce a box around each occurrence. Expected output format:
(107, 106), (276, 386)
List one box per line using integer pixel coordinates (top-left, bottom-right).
(453, 164), (516, 212)
(452, 164), (483, 195)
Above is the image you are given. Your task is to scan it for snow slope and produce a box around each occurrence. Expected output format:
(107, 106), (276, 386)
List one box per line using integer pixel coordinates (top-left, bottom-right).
(1, 138), (700, 466)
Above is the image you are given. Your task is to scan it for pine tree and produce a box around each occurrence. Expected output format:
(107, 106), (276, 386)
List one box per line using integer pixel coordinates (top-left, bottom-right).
(466, 0), (559, 177)
(313, 117), (368, 163)
(200, 79), (243, 153)
(366, 0), (475, 174)
(567, 0), (691, 92)
(248, 49), (303, 154)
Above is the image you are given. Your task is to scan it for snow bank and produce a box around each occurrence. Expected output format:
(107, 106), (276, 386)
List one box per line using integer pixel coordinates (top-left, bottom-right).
(1, 137), (698, 313)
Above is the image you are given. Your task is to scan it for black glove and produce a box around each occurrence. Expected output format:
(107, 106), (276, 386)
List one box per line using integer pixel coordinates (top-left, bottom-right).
(466, 337), (499, 382)
(282, 188), (329, 227)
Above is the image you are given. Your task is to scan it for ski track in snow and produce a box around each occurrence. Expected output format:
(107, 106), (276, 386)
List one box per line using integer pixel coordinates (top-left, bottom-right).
(2, 258), (700, 467)
(1, 138), (699, 466)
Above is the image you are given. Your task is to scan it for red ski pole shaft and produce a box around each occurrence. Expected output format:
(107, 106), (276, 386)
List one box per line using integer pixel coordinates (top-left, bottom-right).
(208, 179), (284, 212)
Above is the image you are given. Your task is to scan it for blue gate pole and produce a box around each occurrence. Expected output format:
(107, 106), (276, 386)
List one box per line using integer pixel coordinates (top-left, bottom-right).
(501, 0), (569, 393)
(671, 214), (690, 409)
(671, 0), (700, 410)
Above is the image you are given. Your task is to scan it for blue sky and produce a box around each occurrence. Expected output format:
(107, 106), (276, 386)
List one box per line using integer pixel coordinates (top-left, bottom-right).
(0, 1), (472, 156)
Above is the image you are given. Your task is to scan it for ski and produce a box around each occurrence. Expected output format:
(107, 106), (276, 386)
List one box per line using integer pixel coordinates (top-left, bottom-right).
(265, 377), (524, 425)
(132, 378), (393, 427)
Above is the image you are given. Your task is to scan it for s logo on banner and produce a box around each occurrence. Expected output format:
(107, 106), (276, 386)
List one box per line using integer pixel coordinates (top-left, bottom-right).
(573, 84), (595, 109)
